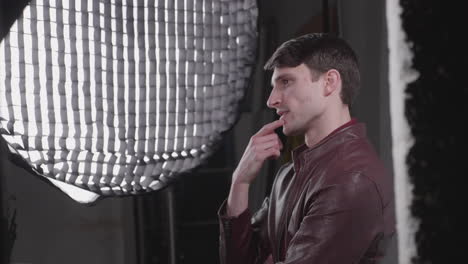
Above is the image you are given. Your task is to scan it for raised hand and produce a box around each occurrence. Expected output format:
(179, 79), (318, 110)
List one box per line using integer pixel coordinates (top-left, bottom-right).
(232, 119), (285, 185)
(227, 120), (284, 217)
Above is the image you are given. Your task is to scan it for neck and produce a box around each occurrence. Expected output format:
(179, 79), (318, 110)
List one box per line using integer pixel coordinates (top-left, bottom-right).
(304, 105), (351, 148)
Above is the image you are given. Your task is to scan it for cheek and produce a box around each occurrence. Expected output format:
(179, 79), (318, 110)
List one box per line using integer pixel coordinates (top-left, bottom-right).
(291, 96), (322, 122)
(292, 93), (314, 112)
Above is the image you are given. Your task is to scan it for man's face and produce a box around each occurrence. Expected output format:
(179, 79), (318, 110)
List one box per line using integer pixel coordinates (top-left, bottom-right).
(267, 63), (327, 136)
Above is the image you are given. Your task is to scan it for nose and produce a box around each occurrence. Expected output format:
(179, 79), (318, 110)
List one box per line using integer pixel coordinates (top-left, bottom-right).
(267, 88), (281, 109)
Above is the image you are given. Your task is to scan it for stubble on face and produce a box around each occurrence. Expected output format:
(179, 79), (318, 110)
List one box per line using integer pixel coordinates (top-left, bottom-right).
(270, 64), (325, 137)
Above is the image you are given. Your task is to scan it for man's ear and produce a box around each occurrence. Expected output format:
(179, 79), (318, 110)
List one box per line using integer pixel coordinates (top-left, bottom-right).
(323, 69), (341, 97)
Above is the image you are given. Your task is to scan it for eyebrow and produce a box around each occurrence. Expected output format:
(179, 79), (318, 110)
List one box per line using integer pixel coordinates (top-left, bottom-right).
(271, 73), (294, 87)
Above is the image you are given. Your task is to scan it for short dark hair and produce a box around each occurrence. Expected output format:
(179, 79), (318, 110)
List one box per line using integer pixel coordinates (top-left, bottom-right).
(264, 33), (360, 106)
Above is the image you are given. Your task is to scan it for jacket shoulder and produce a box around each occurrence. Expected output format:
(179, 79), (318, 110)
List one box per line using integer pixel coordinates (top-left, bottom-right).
(311, 138), (391, 206)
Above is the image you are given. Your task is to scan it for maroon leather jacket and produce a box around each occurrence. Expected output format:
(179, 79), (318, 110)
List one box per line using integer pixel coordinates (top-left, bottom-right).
(218, 122), (395, 264)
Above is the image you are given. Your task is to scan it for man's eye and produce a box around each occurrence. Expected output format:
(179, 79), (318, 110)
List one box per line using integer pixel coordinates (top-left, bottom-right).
(282, 79), (290, 86)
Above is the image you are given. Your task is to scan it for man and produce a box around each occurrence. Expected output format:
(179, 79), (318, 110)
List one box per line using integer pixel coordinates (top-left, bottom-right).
(218, 33), (395, 264)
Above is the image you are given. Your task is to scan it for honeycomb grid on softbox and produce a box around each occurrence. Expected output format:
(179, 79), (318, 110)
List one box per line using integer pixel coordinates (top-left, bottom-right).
(0, 0), (258, 203)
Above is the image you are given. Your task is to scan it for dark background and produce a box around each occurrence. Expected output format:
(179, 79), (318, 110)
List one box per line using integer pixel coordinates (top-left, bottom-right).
(401, 0), (467, 263)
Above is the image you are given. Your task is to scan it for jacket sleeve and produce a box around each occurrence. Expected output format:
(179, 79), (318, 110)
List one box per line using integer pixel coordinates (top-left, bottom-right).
(278, 172), (385, 264)
(218, 197), (271, 264)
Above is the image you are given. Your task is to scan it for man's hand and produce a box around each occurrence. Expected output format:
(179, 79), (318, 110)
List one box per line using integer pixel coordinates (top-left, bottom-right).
(232, 119), (284, 185)
(227, 120), (284, 217)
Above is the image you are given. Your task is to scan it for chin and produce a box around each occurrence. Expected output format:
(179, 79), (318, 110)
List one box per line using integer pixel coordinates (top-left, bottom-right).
(283, 121), (306, 137)
(282, 126), (298, 137)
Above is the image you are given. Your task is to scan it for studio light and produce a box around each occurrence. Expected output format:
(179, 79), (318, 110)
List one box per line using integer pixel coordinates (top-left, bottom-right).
(0, 0), (257, 203)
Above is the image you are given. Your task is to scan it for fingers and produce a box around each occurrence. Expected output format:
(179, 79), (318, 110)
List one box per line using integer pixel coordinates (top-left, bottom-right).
(260, 139), (280, 150)
(254, 133), (278, 144)
(252, 134), (283, 150)
(252, 129), (283, 150)
(258, 147), (281, 161)
(245, 120), (284, 165)
(256, 119), (284, 137)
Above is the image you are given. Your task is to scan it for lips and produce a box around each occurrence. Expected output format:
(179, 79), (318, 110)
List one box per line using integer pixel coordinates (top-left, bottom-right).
(277, 111), (289, 120)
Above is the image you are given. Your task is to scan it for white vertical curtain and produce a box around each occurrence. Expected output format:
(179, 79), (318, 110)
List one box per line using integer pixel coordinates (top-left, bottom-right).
(386, 0), (418, 263)
(0, 0), (258, 203)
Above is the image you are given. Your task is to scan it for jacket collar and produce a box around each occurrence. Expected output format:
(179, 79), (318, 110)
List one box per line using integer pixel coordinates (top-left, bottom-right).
(291, 121), (367, 172)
